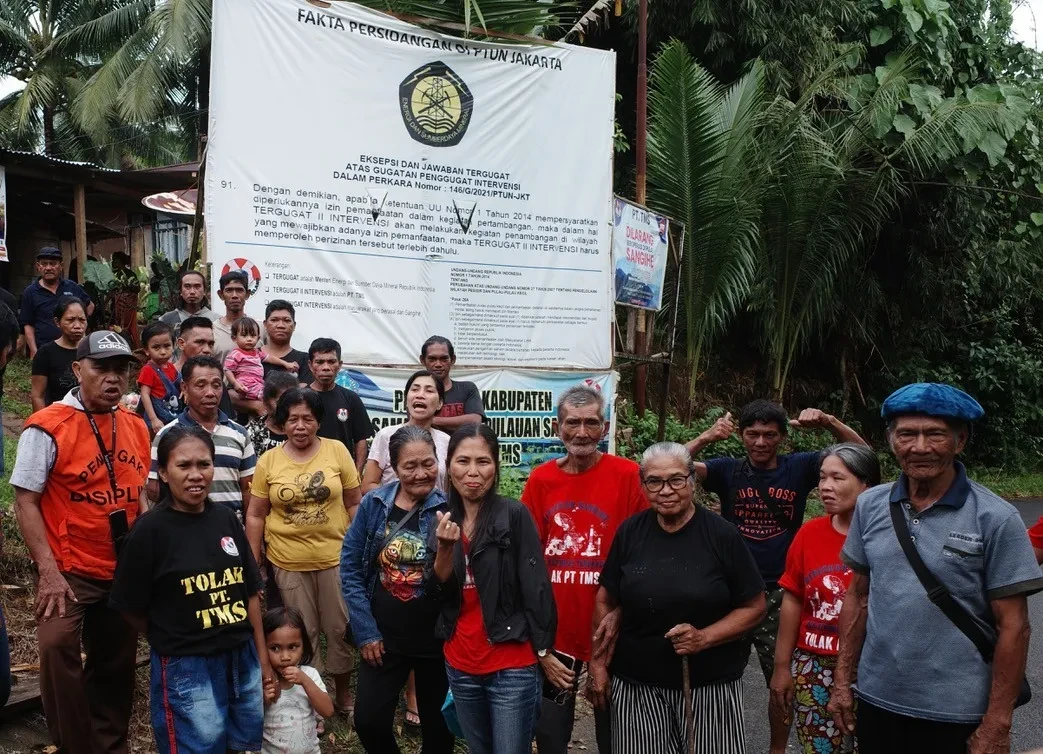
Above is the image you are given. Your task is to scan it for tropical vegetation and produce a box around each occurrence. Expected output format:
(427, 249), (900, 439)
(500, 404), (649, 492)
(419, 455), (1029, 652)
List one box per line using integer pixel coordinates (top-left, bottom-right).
(1, 0), (1042, 469)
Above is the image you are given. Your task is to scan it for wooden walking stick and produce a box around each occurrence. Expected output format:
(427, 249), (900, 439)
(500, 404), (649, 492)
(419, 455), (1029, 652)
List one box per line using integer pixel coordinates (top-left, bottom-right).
(682, 655), (695, 754)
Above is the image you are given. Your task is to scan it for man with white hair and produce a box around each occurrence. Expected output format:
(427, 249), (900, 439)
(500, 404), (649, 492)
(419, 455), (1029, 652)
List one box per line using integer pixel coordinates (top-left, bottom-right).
(522, 384), (647, 754)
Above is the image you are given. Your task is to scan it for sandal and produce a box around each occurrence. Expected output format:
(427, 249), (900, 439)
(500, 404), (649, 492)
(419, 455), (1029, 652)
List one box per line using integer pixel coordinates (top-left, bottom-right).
(405, 707), (421, 727)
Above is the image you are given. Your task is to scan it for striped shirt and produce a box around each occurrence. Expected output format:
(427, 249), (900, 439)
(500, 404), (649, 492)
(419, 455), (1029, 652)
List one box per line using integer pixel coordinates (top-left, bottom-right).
(149, 410), (256, 512)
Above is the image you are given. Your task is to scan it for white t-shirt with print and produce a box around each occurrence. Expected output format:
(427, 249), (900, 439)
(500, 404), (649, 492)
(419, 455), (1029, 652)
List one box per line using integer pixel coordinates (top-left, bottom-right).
(367, 424), (450, 492)
(262, 664), (325, 754)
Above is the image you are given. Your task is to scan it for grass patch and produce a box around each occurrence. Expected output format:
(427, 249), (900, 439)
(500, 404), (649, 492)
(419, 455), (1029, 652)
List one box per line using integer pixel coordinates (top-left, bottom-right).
(3, 357), (32, 421)
(967, 470), (1043, 499)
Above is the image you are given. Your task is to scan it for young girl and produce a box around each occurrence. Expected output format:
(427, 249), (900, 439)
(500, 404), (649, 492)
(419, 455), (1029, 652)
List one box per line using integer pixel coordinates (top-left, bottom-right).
(138, 321), (182, 433)
(109, 424), (271, 754)
(224, 317), (298, 416)
(262, 607), (334, 754)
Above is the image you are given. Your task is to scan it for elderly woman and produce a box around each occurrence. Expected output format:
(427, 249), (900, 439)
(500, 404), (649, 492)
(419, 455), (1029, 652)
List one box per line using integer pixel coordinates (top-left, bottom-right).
(246, 388), (362, 716)
(589, 442), (765, 754)
(342, 425), (455, 754)
(244, 370), (298, 456)
(431, 423), (556, 754)
(363, 369), (449, 494)
(769, 443), (880, 754)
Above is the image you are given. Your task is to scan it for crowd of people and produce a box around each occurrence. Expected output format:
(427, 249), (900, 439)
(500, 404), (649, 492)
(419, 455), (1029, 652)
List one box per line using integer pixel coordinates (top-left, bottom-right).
(0, 249), (1041, 754)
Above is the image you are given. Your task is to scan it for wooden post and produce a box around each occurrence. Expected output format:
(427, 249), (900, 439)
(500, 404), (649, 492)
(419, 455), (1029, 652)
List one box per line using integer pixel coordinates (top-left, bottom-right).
(73, 184), (87, 283)
(632, 0), (649, 417)
(130, 225), (145, 268)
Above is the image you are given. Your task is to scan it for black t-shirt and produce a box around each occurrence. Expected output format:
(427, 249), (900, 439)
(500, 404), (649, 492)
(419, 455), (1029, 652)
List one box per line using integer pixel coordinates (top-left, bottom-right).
(370, 505), (441, 657)
(32, 341), (78, 405)
(600, 507), (764, 689)
(262, 347), (312, 385)
(315, 385), (373, 453)
(438, 380), (484, 419)
(109, 503), (263, 656)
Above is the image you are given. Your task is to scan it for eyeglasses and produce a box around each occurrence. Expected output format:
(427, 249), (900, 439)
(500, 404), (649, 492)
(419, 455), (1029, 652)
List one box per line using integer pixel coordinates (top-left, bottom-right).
(642, 474), (692, 492)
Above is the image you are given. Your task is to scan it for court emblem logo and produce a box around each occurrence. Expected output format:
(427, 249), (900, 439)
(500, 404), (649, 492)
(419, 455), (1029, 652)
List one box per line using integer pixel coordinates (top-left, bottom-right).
(399, 62), (474, 147)
(220, 537), (239, 557)
(337, 408), (349, 422)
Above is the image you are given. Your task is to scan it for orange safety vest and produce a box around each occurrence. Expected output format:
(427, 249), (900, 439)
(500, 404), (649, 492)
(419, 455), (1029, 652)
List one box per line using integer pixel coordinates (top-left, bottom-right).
(26, 401), (151, 580)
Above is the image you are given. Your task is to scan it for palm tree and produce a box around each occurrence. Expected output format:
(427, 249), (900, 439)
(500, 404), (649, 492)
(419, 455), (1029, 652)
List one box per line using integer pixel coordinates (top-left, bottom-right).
(645, 41), (767, 396)
(56, 0), (574, 157)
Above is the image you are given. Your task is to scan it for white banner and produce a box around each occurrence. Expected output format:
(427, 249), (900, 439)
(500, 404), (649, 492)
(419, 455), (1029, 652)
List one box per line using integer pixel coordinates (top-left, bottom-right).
(338, 366), (616, 472)
(207, 0), (616, 369)
(612, 196), (668, 310)
(0, 166), (7, 263)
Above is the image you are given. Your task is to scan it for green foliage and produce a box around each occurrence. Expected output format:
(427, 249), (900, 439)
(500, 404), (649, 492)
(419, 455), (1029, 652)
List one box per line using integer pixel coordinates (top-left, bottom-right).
(498, 467), (527, 499)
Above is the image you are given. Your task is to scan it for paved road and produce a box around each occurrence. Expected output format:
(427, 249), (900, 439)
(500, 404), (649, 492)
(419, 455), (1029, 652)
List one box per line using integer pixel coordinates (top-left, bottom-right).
(574, 499), (1043, 752)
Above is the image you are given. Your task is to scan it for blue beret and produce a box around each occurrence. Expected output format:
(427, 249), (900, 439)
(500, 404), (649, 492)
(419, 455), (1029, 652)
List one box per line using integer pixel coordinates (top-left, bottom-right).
(881, 383), (984, 421)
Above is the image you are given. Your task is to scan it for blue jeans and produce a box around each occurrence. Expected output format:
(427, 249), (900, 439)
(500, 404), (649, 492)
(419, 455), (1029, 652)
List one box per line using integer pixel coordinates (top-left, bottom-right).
(445, 662), (542, 754)
(149, 641), (263, 754)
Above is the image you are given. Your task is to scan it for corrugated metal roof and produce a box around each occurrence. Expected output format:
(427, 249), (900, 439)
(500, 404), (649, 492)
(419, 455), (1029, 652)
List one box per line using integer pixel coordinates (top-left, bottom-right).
(0, 147), (120, 173)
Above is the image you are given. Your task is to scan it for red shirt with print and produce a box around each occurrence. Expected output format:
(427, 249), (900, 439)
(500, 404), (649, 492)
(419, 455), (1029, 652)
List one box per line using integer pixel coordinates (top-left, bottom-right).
(1029, 517), (1043, 550)
(778, 515), (852, 656)
(521, 453), (647, 662)
(444, 536), (536, 675)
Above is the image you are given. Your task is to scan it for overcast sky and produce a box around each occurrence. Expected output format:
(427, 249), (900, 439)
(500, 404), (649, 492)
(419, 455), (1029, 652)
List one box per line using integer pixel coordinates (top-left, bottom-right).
(0, 3), (1040, 107)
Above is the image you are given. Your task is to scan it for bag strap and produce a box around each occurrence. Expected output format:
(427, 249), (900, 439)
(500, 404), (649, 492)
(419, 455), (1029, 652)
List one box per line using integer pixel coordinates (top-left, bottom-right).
(149, 362), (179, 398)
(377, 501), (423, 564)
(732, 459), (799, 533)
(888, 498), (994, 662)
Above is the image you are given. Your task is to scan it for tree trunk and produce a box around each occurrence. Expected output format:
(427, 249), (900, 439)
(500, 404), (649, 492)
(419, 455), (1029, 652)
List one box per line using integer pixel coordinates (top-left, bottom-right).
(43, 107), (55, 155)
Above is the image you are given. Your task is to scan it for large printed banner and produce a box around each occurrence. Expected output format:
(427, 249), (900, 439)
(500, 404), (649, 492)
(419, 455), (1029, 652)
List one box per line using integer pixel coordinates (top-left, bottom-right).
(336, 366), (616, 471)
(0, 166), (7, 262)
(613, 196), (668, 310)
(207, 0), (616, 369)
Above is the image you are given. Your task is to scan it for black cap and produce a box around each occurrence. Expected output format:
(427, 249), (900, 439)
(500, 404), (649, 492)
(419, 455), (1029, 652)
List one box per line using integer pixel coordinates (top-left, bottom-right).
(75, 331), (135, 361)
(36, 247), (62, 260)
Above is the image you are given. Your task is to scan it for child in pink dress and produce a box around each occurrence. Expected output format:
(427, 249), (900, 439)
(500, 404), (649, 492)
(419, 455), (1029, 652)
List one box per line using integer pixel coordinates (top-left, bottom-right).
(224, 317), (298, 416)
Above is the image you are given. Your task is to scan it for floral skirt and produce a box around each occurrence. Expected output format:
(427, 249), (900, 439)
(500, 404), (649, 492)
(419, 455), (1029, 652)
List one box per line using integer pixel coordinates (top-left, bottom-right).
(791, 648), (857, 754)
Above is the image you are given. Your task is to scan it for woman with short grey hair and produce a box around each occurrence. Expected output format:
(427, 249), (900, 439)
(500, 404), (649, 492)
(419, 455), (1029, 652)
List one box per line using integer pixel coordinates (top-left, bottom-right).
(589, 442), (766, 753)
(769, 442), (880, 754)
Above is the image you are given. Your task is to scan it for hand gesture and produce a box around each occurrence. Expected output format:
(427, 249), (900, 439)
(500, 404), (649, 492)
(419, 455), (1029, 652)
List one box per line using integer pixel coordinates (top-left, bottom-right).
(35, 567), (76, 621)
(789, 408), (835, 430)
(435, 511), (461, 550)
(701, 412), (736, 444)
(827, 684), (856, 735)
(538, 652), (576, 691)
(664, 623), (709, 656)
(360, 639), (385, 667)
(279, 666), (303, 685)
(587, 660), (611, 710)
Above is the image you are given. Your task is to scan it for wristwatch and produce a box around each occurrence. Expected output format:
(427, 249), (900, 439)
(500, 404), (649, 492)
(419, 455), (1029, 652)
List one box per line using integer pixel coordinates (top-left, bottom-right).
(537, 648), (550, 658)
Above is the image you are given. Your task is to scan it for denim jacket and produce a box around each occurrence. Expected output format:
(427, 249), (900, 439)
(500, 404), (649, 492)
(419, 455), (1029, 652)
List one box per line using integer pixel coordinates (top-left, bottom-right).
(340, 481), (447, 648)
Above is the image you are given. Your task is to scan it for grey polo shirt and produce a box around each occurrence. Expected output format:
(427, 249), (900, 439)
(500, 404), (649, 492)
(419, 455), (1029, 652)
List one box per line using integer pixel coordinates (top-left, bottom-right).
(842, 462), (1043, 723)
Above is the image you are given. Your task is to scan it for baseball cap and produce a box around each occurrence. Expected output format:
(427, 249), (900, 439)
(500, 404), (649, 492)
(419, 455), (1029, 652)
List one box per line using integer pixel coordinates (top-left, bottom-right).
(36, 247), (62, 260)
(75, 331), (135, 361)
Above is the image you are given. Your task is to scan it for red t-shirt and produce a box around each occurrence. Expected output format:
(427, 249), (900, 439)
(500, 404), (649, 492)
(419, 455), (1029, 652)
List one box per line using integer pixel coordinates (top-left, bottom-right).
(521, 453), (647, 661)
(1028, 517), (1043, 549)
(443, 536), (536, 675)
(778, 515), (852, 656)
(137, 361), (179, 400)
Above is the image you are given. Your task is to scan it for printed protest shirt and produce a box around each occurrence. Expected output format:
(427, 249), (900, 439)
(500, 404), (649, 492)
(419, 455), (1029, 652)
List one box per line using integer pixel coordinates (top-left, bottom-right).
(522, 453), (647, 661)
(702, 452), (821, 584)
(778, 515), (852, 655)
(437, 380), (484, 419)
(109, 503), (262, 656)
(251, 438), (361, 570)
(315, 385), (374, 453)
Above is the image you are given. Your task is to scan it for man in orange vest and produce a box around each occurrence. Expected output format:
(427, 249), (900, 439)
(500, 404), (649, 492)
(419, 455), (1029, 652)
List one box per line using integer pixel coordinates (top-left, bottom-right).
(11, 331), (150, 754)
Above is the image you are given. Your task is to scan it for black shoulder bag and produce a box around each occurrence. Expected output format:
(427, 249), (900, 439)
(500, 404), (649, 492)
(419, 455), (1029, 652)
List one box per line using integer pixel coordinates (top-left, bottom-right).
(889, 501), (1031, 708)
(343, 503), (423, 648)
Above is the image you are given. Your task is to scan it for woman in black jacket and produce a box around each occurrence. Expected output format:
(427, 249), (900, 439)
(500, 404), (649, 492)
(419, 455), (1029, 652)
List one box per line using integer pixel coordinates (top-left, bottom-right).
(430, 423), (556, 754)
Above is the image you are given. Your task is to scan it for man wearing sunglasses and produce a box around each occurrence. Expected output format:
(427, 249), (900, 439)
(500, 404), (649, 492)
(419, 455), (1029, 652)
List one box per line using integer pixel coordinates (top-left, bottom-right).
(522, 384), (647, 754)
(685, 399), (867, 749)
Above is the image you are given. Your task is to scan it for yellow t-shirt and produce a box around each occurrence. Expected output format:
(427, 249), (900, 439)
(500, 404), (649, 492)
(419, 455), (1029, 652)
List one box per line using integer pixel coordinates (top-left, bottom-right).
(251, 438), (361, 571)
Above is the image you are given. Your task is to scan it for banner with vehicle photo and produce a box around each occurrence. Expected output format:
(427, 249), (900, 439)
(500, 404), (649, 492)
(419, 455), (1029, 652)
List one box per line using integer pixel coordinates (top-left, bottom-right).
(207, 0), (617, 369)
(337, 366), (616, 472)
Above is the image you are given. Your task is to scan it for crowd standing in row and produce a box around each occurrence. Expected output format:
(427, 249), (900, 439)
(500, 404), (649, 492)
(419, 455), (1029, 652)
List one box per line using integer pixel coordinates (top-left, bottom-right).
(2, 252), (1043, 754)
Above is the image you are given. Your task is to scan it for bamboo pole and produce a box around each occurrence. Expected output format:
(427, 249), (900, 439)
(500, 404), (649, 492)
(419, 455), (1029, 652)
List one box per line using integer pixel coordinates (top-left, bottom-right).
(73, 184), (87, 283)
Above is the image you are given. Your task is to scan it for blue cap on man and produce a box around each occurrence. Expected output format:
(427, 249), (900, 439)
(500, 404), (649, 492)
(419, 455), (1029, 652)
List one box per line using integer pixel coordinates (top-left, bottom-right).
(880, 382), (984, 422)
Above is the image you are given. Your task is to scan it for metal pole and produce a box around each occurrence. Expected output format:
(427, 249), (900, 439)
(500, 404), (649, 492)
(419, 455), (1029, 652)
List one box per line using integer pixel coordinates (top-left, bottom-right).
(632, 0), (649, 416)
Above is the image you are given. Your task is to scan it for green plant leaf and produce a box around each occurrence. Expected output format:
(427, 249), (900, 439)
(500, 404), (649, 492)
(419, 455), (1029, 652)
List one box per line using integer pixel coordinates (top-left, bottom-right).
(904, 6), (924, 32)
(870, 26), (893, 46)
(907, 83), (943, 116)
(1031, 213), (1043, 227)
(976, 130), (1007, 167)
(894, 113), (916, 138)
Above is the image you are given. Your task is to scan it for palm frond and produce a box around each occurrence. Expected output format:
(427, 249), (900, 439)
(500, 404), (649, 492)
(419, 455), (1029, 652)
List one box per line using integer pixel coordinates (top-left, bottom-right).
(561, 0), (614, 42)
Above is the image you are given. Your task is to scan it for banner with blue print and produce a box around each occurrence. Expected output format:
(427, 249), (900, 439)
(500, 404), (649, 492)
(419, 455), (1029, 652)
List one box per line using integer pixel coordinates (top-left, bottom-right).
(338, 366), (616, 472)
(612, 196), (669, 311)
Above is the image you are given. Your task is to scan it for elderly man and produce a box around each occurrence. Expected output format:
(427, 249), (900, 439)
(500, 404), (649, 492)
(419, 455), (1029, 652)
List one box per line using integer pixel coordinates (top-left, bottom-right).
(830, 383), (1043, 754)
(522, 384), (647, 754)
(11, 331), (150, 754)
(20, 246), (94, 357)
(146, 355), (256, 515)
